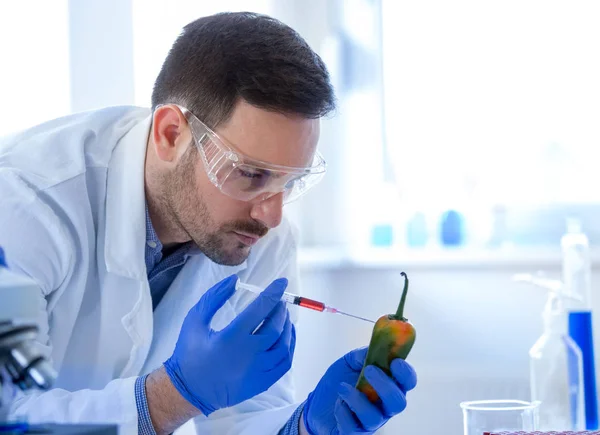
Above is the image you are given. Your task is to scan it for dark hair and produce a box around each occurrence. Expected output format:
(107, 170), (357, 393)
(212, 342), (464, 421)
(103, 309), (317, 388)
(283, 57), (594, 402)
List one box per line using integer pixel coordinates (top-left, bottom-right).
(151, 12), (336, 128)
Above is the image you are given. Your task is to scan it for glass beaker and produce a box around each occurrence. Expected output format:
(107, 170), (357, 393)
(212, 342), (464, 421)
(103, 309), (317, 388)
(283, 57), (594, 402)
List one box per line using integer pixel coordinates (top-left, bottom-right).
(460, 400), (540, 435)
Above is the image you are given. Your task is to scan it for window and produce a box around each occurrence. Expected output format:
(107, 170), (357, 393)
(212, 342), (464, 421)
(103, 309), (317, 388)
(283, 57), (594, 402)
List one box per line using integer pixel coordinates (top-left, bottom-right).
(375, 0), (600, 248)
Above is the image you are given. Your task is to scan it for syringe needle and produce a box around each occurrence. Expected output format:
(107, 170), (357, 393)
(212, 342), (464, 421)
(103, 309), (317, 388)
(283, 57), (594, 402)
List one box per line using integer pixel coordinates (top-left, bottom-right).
(332, 309), (375, 324)
(235, 280), (376, 323)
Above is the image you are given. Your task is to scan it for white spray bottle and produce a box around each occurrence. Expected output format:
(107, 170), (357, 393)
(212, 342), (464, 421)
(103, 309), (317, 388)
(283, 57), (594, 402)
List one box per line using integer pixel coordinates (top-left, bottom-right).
(514, 274), (585, 430)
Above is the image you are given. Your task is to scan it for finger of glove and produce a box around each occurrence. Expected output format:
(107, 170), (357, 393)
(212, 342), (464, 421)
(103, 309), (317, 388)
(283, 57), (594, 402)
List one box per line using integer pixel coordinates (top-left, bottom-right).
(364, 365), (407, 417)
(390, 358), (418, 392)
(289, 321), (297, 359)
(258, 330), (295, 389)
(257, 312), (294, 372)
(253, 302), (288, 350)
(338, 382), (385, 432)
(194, 274), (238, 327)
(226, 278), (288, 336)
(335, 398), (362, 435)
(343, 346), (369, 372)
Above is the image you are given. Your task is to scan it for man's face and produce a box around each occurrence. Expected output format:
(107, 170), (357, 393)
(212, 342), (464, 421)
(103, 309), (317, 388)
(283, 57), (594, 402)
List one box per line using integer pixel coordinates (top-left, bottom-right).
(160, 100), (320, 266)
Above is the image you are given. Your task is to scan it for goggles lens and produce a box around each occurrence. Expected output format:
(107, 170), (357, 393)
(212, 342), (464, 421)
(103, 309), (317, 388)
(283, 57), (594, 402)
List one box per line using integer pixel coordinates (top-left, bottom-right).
(184, 106), (326, 204)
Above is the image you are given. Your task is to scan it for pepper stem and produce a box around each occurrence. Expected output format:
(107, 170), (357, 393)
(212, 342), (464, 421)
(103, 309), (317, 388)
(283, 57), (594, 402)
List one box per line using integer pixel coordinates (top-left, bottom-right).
(394, 272), (409, 319)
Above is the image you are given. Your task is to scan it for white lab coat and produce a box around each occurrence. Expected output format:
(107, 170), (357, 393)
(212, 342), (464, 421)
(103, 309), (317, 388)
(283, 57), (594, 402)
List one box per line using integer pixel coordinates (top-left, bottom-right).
(0, 107), (302, 434)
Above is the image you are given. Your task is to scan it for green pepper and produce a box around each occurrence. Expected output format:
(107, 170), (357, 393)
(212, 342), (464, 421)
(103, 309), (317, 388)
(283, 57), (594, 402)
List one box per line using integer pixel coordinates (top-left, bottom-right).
(355, 272), (416, 403)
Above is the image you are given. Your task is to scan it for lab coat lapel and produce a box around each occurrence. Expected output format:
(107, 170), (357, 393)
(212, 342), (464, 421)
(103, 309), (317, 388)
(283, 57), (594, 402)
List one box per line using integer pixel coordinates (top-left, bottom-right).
(104, 114), (150, 280)
(104, 113), (154, 377)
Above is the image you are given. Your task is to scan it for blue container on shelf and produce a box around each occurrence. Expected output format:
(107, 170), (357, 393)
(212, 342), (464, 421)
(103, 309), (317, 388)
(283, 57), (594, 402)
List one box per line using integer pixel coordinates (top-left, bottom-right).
(371, 224), (394, 247)
(440, 209), (465, 246)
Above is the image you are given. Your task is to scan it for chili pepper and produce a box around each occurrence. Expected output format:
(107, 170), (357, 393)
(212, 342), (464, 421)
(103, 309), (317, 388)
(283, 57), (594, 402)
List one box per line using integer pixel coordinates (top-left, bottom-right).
(355, 271), (416, 403)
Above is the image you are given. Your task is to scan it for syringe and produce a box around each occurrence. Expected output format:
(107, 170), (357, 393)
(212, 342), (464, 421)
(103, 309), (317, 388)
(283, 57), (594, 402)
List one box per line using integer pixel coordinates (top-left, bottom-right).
(236, 281), (375, 324)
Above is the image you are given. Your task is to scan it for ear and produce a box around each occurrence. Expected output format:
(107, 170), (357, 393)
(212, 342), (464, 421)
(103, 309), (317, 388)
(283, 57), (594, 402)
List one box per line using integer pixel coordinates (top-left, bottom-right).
(151, 105), (192, 163)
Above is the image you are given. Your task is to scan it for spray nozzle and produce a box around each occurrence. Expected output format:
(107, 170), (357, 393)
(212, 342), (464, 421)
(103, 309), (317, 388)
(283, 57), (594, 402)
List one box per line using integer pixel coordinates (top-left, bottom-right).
(513, 273), (573, 331)
(512, 273), (583, 302)
(513, 273), (562, 292)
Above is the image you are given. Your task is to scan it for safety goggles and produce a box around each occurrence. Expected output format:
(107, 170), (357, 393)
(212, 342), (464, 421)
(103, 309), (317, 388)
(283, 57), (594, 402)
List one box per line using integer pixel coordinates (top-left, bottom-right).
(174, 105), (326, 204)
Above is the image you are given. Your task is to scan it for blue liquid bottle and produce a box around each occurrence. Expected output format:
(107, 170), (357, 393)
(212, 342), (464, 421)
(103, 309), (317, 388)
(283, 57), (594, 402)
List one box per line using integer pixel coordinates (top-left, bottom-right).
(440, 209), (465, 246)
(561, 218), (598, 429)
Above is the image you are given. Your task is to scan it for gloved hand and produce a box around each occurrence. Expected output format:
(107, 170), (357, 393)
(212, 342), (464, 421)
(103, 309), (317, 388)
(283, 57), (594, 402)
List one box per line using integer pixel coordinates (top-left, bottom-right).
(164, 274), (295, 416)
(302, 347), (417, 434)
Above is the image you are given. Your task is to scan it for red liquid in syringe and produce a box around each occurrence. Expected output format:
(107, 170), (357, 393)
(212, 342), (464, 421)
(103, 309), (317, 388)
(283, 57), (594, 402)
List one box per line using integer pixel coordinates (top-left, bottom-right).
(293, 296), (326, 312)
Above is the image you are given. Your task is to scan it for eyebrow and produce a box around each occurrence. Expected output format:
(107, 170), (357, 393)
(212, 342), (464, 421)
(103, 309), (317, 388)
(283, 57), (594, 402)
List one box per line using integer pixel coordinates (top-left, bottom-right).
(252, 168), (282, 179)
(247, 167), (302, 181)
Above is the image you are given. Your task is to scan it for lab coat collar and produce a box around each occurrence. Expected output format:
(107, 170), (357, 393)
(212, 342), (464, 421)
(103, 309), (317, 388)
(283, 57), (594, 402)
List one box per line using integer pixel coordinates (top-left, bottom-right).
(103, 111), (249, 277)
(104, 113), (152, 280)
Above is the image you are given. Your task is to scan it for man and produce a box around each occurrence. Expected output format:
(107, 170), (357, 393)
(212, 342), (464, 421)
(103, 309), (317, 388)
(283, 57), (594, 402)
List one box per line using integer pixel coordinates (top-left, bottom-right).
(0, 12), (416, 435)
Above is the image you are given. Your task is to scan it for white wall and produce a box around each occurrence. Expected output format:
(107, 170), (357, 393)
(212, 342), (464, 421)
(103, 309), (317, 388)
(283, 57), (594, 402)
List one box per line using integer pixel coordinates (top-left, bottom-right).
(292, 261), (600, 434)
(0, 1), (71, 136)
(68, 0), (135, 112)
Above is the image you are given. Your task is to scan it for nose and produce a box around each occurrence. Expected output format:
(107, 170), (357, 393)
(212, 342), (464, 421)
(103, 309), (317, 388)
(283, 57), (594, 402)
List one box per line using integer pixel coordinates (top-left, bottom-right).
(250, 192), (284, 229)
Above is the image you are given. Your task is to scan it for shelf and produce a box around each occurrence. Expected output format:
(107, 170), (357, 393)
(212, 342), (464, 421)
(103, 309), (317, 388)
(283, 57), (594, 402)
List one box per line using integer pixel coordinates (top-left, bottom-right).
(297, 246), (600, 271)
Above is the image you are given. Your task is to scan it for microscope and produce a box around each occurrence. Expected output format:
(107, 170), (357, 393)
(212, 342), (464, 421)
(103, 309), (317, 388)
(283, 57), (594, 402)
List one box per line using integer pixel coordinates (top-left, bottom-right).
(0, 248), (117, 434)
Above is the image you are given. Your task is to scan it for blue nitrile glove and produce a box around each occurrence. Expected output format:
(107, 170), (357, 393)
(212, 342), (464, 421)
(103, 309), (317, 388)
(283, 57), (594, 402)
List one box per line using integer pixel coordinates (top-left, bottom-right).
(302, 347), (417, 434)
(164, 274), (296, 416)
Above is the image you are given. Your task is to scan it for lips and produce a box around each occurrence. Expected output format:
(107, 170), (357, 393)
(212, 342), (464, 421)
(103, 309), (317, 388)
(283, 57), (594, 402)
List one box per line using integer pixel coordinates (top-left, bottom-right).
(232, 231), (260, 246)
